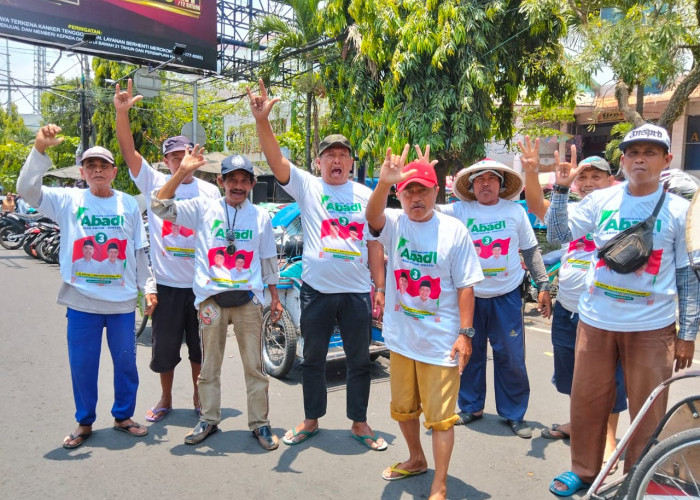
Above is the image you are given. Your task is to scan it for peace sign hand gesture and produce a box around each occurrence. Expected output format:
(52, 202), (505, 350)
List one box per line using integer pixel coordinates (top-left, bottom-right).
(378, 144), (412, 187)
(554, 145), (585, 188)
(247, 79), (280, 121)
(414, 144), (438, 167)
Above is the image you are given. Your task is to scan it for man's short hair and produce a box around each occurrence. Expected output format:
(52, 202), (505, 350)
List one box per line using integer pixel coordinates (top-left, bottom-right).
(235, 254), (245, 261)
(107, 242), (118, 251)
(419, 280), (431, 288)
(493, 243), (502, 249)
(83, 239), (95, 247)
(216, 249), (225, 257)
(399, 272), (408, 280)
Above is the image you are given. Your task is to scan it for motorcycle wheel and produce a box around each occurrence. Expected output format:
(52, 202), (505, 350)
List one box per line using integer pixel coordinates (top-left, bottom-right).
(261, 307), (297, 378)
(0, 226), (24, 250)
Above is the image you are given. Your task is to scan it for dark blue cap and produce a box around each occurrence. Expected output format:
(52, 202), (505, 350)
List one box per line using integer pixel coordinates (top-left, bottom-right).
(221, 154), (255, 176)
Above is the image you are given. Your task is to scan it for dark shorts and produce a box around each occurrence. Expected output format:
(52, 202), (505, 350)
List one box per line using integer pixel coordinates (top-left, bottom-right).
(149, 284), (201, 373)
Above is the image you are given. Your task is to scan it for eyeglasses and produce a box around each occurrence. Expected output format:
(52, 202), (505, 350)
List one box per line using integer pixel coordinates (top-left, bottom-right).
(225, 205), (239, 255)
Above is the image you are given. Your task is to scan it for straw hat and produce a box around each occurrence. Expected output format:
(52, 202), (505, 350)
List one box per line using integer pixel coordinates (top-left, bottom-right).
(453, 159), (524, 202)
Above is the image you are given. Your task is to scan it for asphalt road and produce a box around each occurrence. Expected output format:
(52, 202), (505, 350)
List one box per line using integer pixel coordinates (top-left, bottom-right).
(0, 246), (697, 500)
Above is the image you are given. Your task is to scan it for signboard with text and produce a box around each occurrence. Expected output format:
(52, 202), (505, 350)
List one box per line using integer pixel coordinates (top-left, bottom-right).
(0, 0), (217, 71)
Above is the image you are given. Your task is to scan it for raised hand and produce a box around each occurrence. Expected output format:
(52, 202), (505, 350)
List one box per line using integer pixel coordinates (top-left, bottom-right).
(554, 144), (584, 188)
(518, 135), (540, 174)
(378, 144), (412, 186)
(414, 144), (438, 167)
(179, 144), (207, 177)
(247, 79), (280, 121)
(114, 79), (143, 113)
(34, 124), (64, 154)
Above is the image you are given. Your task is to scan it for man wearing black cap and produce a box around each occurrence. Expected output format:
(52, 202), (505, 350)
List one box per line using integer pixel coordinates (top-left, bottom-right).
(248, 80), (387, 450)
(17, 124), (157, 449)
(546, 123), (698, 496)
(151, 147), (284, 450)
(115, 80), (221, 423)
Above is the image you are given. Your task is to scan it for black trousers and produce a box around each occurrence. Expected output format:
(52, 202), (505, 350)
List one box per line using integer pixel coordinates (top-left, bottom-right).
(299, 283), (372, 422)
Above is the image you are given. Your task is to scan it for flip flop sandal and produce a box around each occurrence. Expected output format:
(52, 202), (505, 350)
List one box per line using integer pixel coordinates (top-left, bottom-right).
(381, 462), (428, 481)
(282, 427), (318, 446)
(113, 422), (148, 437)
(541, 423), (570, 440)
(145, 407), (172, 422)
(351, 432), (388, 451)
(62, 431), (92, 449)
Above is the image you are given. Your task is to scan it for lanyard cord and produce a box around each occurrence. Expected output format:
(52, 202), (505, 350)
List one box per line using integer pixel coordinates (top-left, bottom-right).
(225, 202), (239, 235)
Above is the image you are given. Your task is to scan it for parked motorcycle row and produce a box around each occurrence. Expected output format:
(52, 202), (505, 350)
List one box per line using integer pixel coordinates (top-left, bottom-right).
(0, 211), (60, 264)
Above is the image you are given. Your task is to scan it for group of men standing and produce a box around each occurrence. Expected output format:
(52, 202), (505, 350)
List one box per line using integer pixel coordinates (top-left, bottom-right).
(16, 76), (697, 500)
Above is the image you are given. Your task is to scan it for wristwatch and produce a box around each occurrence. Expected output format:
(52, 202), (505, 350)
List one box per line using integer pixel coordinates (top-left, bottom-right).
(375, 287), (386, 293)
(553, 184), (570, 194)
(458, 327), (476, 338)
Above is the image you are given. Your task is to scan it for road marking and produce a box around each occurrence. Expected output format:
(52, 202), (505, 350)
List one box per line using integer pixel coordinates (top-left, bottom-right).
(527, 326), (551, 334)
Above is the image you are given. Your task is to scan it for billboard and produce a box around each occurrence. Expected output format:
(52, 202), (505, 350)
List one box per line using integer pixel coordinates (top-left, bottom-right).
(0, 0), (217, 71)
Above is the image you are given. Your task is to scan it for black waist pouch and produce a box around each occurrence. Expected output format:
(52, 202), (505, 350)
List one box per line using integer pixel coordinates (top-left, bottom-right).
(212, 290), (253, 307)
(597, 191), (665, 274)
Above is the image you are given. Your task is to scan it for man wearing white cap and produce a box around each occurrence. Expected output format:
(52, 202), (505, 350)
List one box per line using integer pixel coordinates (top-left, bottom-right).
(546, 123), (699, 496)
(115, 80), (221, 423)
(520, 139), (627, 462)
(441, 159), (551, 439)
(17, 124), (157, 449)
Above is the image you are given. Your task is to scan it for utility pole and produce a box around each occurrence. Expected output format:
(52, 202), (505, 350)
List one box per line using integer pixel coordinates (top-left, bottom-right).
(33, 46), (46, 112)
(5, 39), (10, 112)
(79, 54), (91, 153)
(192, 80), (198, 144)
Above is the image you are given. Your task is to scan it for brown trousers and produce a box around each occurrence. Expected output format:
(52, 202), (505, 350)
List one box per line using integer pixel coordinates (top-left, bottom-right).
(570, 321), (676, 483)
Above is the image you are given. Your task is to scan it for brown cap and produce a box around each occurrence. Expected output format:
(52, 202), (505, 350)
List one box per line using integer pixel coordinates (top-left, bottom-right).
(319, 134), (352, 156)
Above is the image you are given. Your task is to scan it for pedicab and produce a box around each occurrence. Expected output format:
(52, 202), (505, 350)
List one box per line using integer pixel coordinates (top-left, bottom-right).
(260, 202), (388, 378)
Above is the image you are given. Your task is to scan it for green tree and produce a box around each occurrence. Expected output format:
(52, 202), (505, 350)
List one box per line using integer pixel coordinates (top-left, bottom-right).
(322, 0), (575, 191)
(522, 0), (700, 129)
(0, 104), (33, 190)
(251, 0), (329, 170)
(40, 76), (81, 137)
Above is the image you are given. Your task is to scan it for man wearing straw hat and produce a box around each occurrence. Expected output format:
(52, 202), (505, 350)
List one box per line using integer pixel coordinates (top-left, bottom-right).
(441, 159), (551, 438)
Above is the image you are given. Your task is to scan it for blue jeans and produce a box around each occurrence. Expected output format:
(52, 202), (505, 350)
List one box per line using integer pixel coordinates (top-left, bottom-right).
(66, 308), (139, 425)
(299, 283), (372, 422)
(552, 301), (627, 413)
(458, 287), (530, 422)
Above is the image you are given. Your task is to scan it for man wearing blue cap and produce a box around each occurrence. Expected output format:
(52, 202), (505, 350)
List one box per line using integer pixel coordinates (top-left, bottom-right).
(151, 147), (284, 450)
(115, 80), (221, 423)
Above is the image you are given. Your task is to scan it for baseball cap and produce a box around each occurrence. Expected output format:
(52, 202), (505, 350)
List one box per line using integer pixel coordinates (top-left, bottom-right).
(579, 156), (612, 173)
(619, 124), (671, 152)
(221, 154), (255, 176)
(396, 161), (438, 192)
(162, 135), (193, 156)
(81, 146), (115, 165)
(319, 134), (352, 156)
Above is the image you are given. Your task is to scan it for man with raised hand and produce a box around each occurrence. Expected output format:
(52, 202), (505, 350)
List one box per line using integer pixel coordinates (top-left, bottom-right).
(441, 159), (551, 439)
(115, 79), (221, 423)
(519, 138), (627, 465)
(151, 148), (283, 450)
(546, 123), (699, 496)
(366, 144), (482, 500)
(248, 80), (387, 451)
(17, 124), (157, 449)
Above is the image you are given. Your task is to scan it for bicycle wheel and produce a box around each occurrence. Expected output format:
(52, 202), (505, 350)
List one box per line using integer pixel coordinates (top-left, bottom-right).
(626, 427), (700, 499)
(261, 307), (296, 378)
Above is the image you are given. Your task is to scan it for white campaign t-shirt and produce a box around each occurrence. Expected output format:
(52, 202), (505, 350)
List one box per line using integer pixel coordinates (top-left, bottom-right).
(172, 198), (277, 308)
(567, 183), (689, 331)
(441, 198), (538, 298)
(132, 159), (220, 288)
(38, 188), (147, 301)
(377, 209), (483, 367)
(556, 202), (596, 313)
(282, 165), (373, 293)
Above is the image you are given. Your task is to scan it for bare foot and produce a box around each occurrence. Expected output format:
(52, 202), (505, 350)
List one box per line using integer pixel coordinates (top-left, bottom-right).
(351, 421), (387, 450)
(428, 484), (447, 500)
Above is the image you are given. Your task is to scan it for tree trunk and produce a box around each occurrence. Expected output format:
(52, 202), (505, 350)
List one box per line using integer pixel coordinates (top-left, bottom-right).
(615, 82), (645, 127)
(658, 62), (700, 130)
(435, 154), (458, 204)
(312, 96), (320, 160)
(305, 92), (312, 171)
(636, 84), (644, 117)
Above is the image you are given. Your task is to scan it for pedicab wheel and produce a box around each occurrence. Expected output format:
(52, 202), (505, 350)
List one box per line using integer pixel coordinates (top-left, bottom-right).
(625, 427), (700, 500)
(261, 306), (296, 378)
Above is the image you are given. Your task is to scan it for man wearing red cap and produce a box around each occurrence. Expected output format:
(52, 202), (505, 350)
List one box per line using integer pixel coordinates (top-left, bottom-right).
(366, 145), (483, 500)
(17, 124), (157, 449)
(248, 80), (387, 451)
(115, 80), (221, 423)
